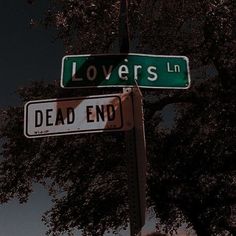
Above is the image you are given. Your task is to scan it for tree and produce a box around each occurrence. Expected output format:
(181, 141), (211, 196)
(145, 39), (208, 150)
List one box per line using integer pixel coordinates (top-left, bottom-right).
(0, 0), (235, 235)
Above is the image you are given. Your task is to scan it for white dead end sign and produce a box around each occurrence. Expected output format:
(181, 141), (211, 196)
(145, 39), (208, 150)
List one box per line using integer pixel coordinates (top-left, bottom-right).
(24, 93), (133, 138)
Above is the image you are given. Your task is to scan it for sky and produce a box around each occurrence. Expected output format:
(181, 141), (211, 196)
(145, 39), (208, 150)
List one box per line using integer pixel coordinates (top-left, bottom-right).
(0, 1), (63, 236)
(0, 2), (199, 236)
(0, 1), (63, 108)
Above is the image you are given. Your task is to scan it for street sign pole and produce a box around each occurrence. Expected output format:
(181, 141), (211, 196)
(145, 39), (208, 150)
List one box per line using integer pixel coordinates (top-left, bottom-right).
(132, 88), (146, 229)
(120, 1), (146, 236)
(125, 88), (146, 236)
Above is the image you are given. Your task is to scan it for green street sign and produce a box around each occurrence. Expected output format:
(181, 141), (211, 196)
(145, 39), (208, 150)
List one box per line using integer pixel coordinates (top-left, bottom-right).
(61, 53), (190, 89)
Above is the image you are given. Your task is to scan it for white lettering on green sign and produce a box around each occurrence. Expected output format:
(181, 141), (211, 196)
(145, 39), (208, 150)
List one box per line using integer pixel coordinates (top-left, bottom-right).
(70, 59), (174, 82)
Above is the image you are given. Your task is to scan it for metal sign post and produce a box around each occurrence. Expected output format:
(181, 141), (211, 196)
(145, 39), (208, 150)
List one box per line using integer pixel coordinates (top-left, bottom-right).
(119, 1), (146, 236)
(125, 88), (146, 236)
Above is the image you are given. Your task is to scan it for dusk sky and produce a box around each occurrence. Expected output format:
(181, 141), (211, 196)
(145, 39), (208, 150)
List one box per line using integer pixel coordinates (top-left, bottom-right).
(0, 1), (63, 235)
(0, 1), (63, 108)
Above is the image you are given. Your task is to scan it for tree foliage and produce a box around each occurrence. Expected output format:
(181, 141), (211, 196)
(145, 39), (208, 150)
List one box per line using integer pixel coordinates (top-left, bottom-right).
(1, 0), (236, 235)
